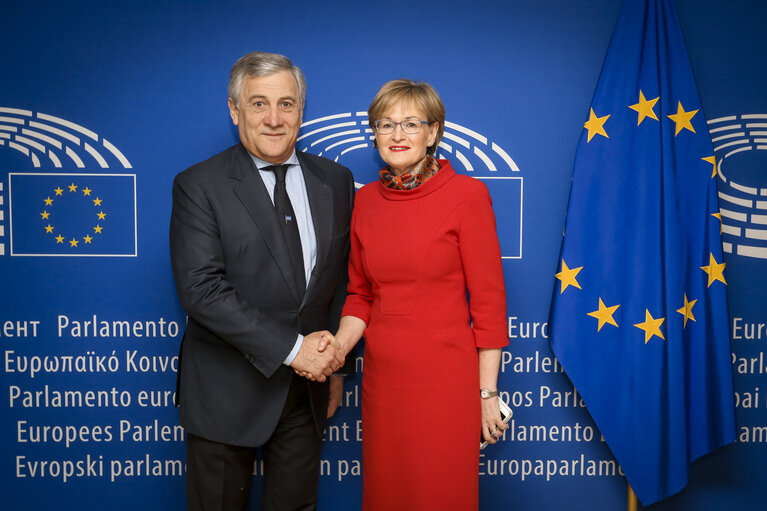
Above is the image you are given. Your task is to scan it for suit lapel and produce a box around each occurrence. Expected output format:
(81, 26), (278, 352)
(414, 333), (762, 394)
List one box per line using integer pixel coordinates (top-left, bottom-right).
(298, 152), (333, 303)
(230, 145), (302, 303)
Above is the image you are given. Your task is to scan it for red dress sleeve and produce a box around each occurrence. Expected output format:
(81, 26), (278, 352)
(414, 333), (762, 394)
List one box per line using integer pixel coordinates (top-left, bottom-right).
(341, 203), (372, 324)
(459, 185), (509, 348)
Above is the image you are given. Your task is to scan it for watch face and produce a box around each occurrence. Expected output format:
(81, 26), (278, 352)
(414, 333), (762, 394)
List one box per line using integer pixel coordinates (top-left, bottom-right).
(481, 389), (490, 398)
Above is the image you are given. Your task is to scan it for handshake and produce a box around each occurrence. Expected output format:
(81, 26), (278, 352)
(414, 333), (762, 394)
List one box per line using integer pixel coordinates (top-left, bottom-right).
(290, 330), (345, 382)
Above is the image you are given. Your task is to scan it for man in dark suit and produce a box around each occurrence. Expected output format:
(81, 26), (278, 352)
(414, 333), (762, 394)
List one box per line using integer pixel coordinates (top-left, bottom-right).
(169, 51), (354, 511)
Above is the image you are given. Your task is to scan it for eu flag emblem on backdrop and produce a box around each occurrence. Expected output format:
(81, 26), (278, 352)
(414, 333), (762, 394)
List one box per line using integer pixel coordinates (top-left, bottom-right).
(549, 0), (735, 505)
(9, 173), (137, 256)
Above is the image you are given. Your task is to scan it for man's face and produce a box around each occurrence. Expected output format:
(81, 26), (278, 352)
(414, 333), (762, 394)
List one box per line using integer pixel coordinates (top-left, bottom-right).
(228, 70), (303, 164)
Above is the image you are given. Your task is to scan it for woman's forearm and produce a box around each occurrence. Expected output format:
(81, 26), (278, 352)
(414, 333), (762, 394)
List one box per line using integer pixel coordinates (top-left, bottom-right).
(335, 315), (367, 356)
(478, 347), (502, 390)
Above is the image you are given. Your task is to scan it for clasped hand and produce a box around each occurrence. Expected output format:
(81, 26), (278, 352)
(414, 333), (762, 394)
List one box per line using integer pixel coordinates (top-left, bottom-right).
(290, 330), (344, 382)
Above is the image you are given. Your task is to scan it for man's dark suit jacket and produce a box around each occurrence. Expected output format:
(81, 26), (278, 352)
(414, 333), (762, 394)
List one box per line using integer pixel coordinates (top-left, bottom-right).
(169, 143), (354, 447)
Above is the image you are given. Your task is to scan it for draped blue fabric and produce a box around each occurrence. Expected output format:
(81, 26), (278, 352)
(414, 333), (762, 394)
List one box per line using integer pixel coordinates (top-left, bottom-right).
(550, 0), (736, 504)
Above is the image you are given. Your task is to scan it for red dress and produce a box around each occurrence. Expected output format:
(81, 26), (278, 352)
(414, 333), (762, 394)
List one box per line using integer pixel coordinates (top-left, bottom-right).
(342, 160), (509, 510)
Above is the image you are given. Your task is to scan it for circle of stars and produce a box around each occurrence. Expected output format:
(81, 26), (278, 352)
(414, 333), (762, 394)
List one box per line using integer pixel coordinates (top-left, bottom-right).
(41, 182), (107, 248)
(564, 89), (725, 345)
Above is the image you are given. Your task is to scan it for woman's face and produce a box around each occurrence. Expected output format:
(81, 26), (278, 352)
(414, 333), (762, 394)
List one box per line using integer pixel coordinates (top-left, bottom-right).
(374, 100), (438, 175)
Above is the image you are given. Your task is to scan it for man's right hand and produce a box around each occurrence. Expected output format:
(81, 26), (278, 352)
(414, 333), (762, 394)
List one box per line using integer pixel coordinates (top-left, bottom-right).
(290, 330), (344, 382)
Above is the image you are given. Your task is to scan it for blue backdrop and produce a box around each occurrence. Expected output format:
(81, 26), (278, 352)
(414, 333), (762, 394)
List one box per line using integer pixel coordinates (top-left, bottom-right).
(1, 1), (765, 509)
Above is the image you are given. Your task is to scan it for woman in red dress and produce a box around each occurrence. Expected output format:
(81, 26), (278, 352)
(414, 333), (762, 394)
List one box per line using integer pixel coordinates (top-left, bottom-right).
(325, 79), (509, 510)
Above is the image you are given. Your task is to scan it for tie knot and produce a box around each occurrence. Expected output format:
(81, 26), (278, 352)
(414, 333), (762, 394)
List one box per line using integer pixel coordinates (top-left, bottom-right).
(263, 164), (289, 183)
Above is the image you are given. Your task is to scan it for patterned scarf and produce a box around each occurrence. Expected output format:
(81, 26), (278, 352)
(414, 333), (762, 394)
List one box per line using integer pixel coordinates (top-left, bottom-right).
(379, 155), (440, 190)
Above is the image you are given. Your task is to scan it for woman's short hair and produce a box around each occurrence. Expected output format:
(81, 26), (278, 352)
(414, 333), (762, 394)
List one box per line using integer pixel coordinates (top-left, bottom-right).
(228, 52), (306, 107)
(368, 79), (445, 156)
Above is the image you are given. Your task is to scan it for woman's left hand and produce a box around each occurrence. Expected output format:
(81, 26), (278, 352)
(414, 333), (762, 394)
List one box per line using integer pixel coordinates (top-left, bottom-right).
(481, 397), (509, 444)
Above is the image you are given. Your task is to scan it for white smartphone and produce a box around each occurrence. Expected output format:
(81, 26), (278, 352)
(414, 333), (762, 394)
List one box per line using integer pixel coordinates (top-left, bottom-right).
(480, 398), (512, 450)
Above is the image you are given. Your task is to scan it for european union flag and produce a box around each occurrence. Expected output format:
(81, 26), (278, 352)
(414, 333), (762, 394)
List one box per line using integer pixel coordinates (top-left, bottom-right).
(9, 173), (137, 256)
(549, 0), (735, 505)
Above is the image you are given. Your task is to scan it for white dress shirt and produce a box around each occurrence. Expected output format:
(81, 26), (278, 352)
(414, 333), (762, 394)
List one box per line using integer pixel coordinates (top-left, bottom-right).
(249, 151), (316, 366)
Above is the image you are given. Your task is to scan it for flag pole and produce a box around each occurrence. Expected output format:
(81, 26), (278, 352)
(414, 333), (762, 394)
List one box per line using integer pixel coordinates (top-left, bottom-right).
(627, 484), (638, 511)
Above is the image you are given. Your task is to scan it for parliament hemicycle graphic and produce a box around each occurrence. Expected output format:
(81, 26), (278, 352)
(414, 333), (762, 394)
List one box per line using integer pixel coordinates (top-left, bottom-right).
(0, 107), (137, 257)
(709, 113), (767, 260)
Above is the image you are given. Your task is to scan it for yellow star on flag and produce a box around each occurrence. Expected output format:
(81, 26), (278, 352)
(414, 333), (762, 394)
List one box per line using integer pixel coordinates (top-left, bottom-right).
(702, 156), (717, 178)
(44, 197), (53, 206)
(668, 101), (698, 135)
(629, 91), (659, 125)
(97, 211), (107, 220)
(82, 187), (92, 196)
(634, 309), (665, 343)
(555, 259), (583, 294)
(701, 252), (726, 287)
(41, 210), (50, 219)
(69, 238), (79, 247)
(55, 235), (65, 243)
(94, 225), (103, 234)
(44, 224), (54, 233)
(584, 108), (610, 142)
(93, 197), (103, 206)
(68, 183), (78, 192)
(587, 298), (620, 331)
(83, 235), (93, 244)
(54, 187), (63, 196)
(676, 293), (697, 328)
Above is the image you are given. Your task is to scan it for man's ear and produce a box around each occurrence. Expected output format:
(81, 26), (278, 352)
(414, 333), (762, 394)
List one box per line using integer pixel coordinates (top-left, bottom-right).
(228, 98), (240, 126)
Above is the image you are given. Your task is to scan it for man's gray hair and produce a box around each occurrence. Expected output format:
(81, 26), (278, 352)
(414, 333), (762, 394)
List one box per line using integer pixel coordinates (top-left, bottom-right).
(228, 51), (306, 107)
